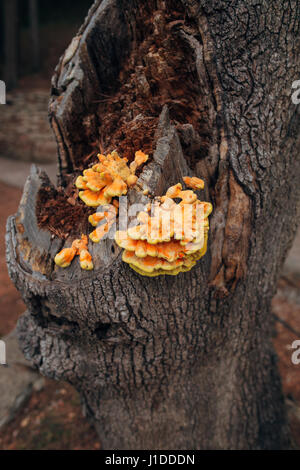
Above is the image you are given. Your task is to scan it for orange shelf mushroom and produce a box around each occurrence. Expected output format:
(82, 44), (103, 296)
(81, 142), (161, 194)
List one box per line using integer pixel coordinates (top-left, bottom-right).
(76, 150), (148, 207)
(89, 206), (117, 243)
(115, 180), (212, 276)
(182, 176), (205, 190)
(55, 149), (148, 269)
(54, 234), (93, 270)
(54, 145), (211, 277)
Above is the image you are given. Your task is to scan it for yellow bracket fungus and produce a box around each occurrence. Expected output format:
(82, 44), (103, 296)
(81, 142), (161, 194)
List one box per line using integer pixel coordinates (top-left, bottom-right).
(54, 145), (211, 277)
(54, 235), (93, 270)
(77, 150), (148, 207)
(89, 207), (117, 243)
(55, 149), (148, 270)
(182, 176), (205, 190)
(115, 179), (212, 277)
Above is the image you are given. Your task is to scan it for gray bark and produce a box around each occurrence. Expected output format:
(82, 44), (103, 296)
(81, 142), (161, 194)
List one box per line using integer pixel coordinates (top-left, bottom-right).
(6, 0), (300, 449)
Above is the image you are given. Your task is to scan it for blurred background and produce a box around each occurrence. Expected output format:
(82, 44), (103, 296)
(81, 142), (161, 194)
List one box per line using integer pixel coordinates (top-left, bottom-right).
(0, 0), (93, 164)
(0, 0), (300, 450)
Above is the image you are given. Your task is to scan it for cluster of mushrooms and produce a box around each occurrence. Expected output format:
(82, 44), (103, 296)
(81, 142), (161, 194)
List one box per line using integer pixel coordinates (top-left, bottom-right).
(54, 150), (213, 276)
(54, 150), (148, 270)
(115, 178), (212, 276)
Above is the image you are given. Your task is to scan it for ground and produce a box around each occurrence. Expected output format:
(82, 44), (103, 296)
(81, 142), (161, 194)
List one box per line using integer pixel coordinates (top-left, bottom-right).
(0, 179), (299, 449)
(0, 379), (100, 450)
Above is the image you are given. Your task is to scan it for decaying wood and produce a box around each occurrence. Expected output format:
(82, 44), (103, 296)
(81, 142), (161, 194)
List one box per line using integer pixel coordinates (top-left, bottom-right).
(6, 0), (300, 449)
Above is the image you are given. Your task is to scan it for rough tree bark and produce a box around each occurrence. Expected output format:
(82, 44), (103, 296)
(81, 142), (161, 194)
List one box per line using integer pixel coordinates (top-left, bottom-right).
(6, 0), (300, 449)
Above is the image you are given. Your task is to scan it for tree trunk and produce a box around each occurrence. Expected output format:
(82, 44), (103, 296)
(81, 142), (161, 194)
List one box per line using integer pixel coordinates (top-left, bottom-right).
(4, 0), (18, 89)
(6, 0), (300, 449)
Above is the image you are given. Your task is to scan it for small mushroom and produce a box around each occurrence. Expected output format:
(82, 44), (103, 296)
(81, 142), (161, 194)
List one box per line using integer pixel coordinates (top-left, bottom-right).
(130, 150), (148, 173)
(183, 176), (205, 190)
(127, 174), (138, 187)
(54, 246), (77, 268)
(88, 212), (106, 227)
(79, 249), (94, 270)
(89, 220), (114, 243)
(164, 183), (182, 199)
(178, 190), (197, 205)
(134, 150), (149, 167)
(55, 235), (93, 270)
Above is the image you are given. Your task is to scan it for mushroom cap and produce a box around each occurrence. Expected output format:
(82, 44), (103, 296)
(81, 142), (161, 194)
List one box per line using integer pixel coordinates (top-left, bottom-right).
(75, 175), (88, 190)
(202, 202), (213, 218)
(83, 170), (113, 192)
(122, 247), (201, 275)
(122, 250), (185, 273)
(79, 188), (112, 207)
(124, 196), (209, 245)
(123, 232), (209, 277)
(98, 151), (132, 181)
(54, 246), (77, 268)
(89, 220), (114, 243)
(165, 183), (182, 199)
(88, 212), (106, 227)
(134, 150), (148, 167)
(115, 231), (194, 262)
(129, 262), (196, 277)
(178, 190), (197, 205)
(104, 175), (128, 198)
(183, 176), (205, 190)
(89, 207), (117, 227)
(79, 249), (94, 270)
(72, 234), (88, 253)
(126, 174), (138, 187)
